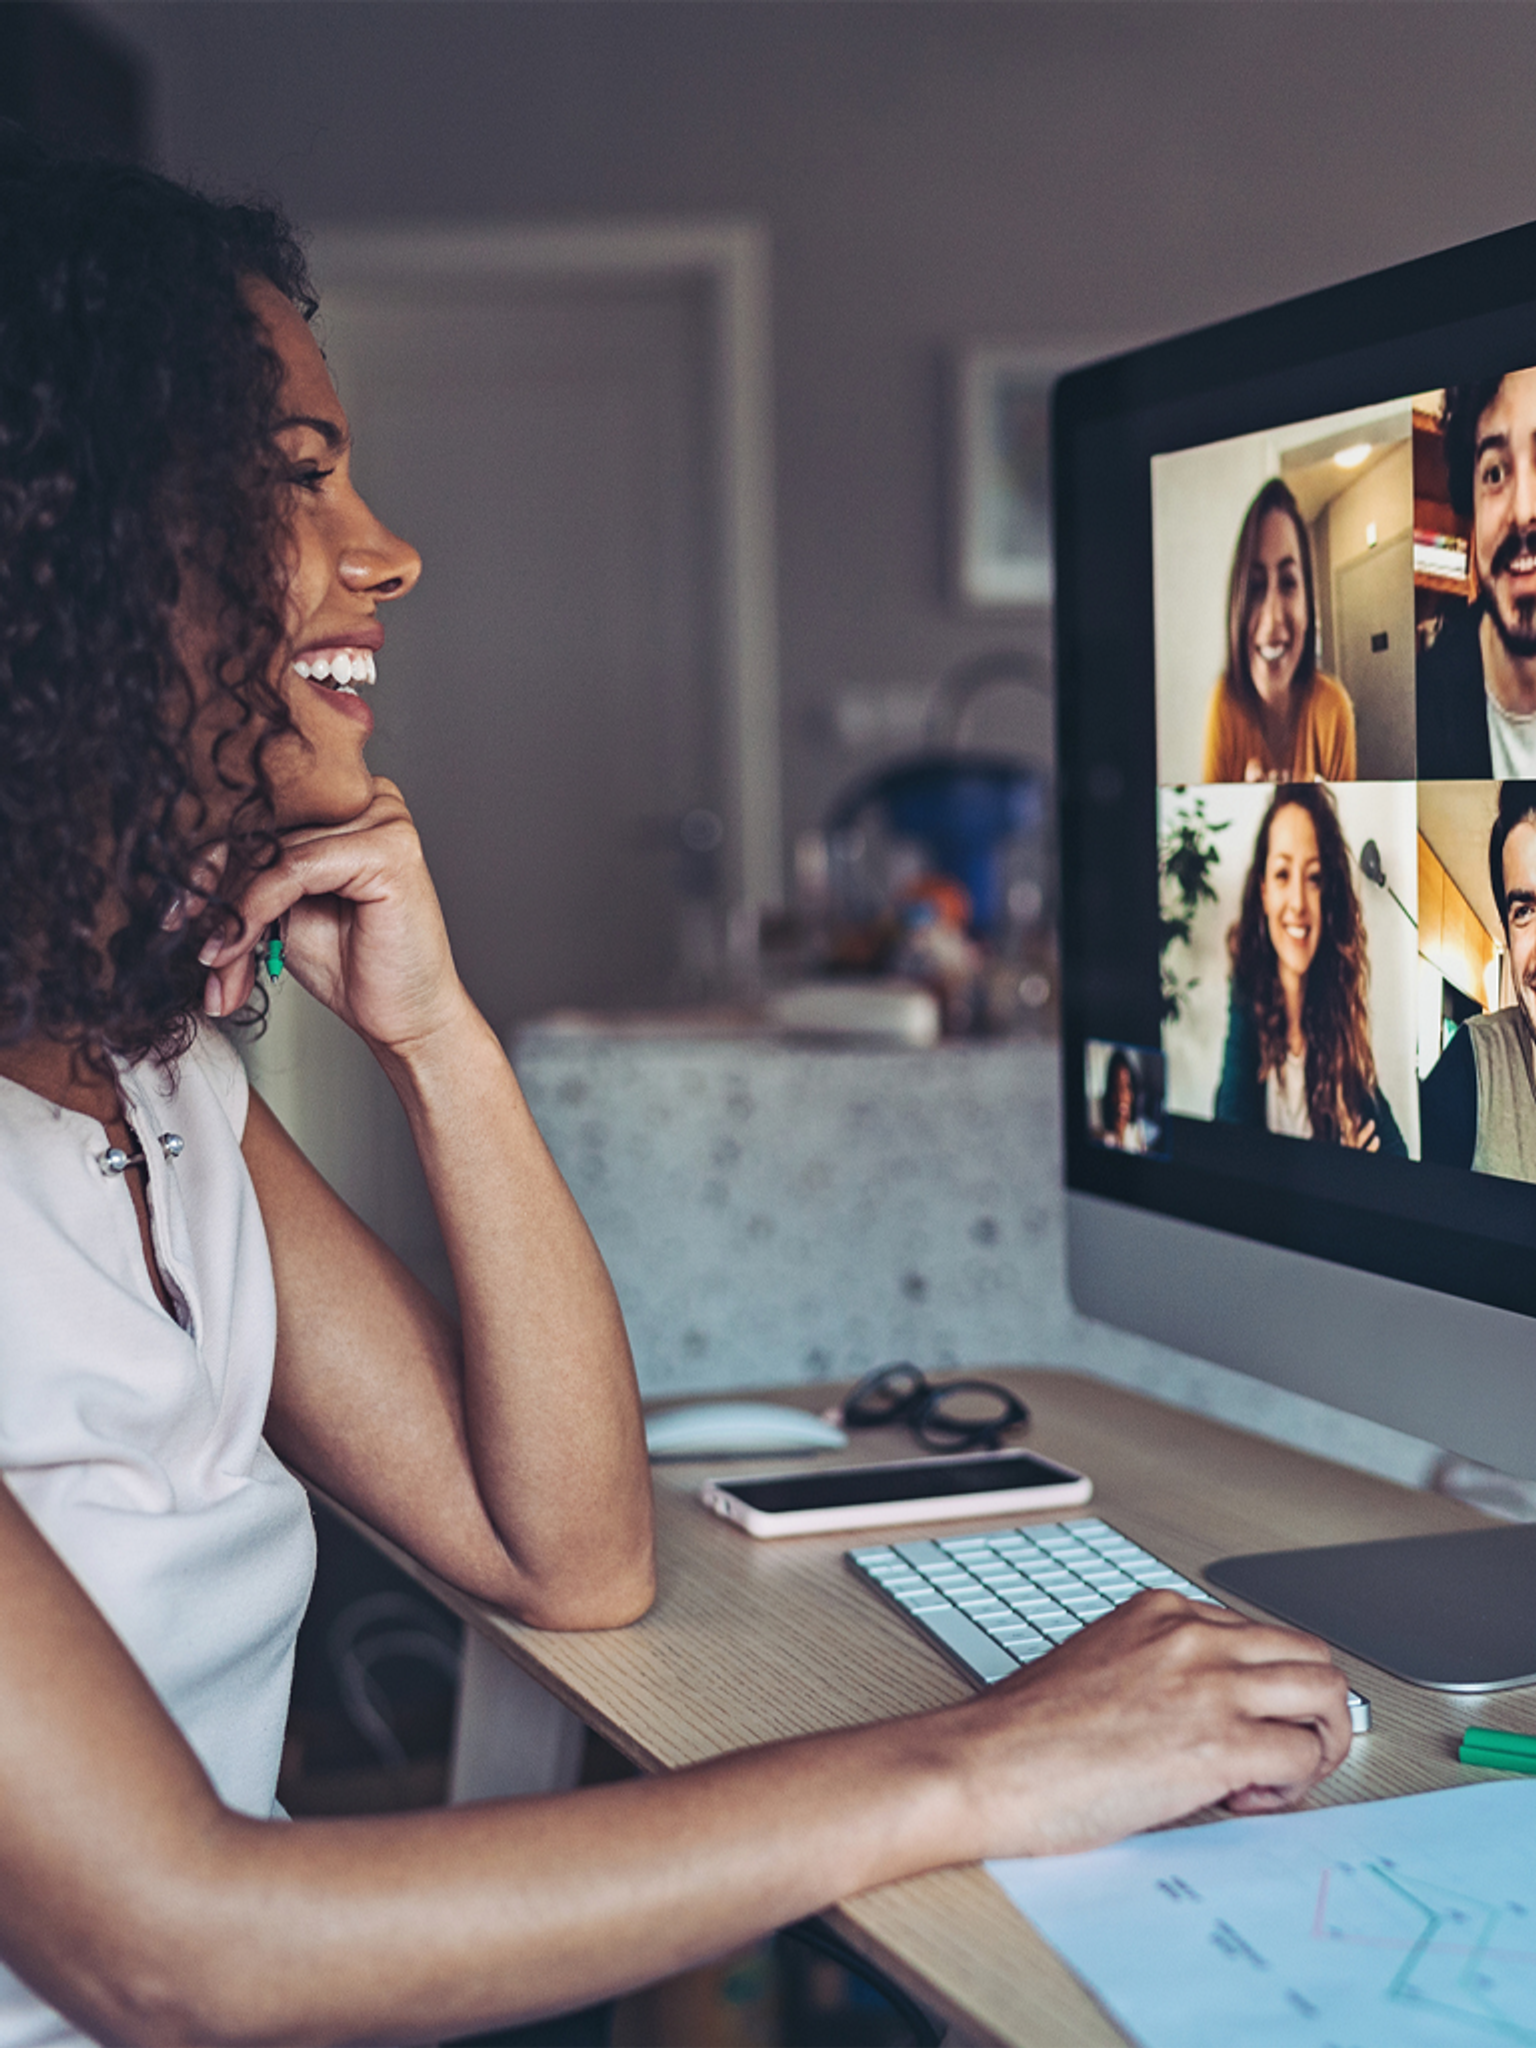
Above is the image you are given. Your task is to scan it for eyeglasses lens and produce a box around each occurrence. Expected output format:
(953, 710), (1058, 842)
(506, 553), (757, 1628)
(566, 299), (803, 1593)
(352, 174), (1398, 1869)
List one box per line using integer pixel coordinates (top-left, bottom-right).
(842, 1362), (928, 1427)
(917, 1380), (1029, 1451)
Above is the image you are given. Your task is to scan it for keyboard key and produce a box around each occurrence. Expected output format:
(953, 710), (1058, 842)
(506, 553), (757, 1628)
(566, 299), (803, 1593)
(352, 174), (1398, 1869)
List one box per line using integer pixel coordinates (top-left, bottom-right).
(910, 1603), (1021, 1681)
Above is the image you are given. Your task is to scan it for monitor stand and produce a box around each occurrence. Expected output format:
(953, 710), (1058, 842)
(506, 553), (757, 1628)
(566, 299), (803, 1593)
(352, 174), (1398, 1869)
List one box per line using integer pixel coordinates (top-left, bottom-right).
(1205, 1522), (1536, 1691)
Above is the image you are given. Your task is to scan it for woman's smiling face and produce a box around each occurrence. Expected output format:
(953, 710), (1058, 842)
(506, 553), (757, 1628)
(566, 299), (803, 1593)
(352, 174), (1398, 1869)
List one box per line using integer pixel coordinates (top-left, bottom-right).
(1260, 802), (1322, 984)
(247, 279), (421, 828)
(1245, 507), (1309, 704)
(1110, 1062), (1135, 1128)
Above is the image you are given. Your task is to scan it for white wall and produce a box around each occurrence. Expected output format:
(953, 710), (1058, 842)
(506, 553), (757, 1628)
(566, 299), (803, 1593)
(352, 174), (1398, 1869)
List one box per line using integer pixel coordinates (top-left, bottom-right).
(1161, 782), (1420, 1155)
(1328, 441), (1414, 572)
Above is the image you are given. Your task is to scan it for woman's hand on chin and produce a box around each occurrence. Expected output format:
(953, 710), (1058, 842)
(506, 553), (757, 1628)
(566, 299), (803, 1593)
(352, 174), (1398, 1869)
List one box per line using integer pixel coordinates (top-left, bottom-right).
(198, 778), (469, 1055)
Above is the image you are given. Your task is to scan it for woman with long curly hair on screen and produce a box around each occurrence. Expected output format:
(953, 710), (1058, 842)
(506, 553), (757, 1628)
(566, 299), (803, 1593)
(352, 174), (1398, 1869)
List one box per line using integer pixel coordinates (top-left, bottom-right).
(1215, 784), (1404, 1152)
(0, 130), (1352, 2048)
(1202, 477), (1357, 783)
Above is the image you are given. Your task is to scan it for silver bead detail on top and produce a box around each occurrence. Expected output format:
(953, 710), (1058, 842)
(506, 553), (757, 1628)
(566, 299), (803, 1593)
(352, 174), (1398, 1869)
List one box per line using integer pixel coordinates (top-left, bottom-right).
(99, 1131), (184, 1176)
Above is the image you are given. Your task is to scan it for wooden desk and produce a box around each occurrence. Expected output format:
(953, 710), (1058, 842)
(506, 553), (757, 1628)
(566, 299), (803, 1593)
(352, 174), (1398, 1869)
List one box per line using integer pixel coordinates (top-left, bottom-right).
(338, 1369), (1534, 2048)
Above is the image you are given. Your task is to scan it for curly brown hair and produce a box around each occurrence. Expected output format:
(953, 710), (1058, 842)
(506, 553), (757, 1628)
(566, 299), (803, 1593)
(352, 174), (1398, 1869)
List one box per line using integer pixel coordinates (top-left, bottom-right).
(1228, 784), (1378, 1144)
(0, 126), (317, 1062)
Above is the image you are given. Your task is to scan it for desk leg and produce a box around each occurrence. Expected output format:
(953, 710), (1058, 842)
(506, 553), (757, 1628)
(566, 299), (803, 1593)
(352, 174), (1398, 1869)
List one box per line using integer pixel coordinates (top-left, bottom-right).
(448, 1627), (586, 1802)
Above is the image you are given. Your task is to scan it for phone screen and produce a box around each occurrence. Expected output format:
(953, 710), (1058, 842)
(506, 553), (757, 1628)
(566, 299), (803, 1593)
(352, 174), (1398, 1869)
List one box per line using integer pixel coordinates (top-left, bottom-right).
(722, 1453), (1076, 1515)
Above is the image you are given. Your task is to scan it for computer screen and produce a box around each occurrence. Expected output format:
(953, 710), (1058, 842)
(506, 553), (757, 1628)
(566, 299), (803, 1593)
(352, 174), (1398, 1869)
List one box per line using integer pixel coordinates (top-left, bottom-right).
(1057, 218), (1536, 1501)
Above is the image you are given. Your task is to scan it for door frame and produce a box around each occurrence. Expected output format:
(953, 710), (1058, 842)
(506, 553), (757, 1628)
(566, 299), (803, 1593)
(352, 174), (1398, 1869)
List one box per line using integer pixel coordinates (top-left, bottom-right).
(307, 219), (782, 910)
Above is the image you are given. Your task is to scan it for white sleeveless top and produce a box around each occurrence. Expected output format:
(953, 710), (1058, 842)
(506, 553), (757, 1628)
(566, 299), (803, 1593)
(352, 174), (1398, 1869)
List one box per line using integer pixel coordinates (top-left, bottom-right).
(0, 1024), (317, 2047)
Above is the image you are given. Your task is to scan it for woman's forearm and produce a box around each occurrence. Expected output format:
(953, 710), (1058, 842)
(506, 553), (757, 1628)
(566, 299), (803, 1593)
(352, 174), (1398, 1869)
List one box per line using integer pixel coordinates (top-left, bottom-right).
(47, 1592), (1350, 2048)
(373, 994), (655, 1624)
(0, 1471), (1349, 2048)
(205, 791), (652, 1619)
(114, 1716), (958, 2048)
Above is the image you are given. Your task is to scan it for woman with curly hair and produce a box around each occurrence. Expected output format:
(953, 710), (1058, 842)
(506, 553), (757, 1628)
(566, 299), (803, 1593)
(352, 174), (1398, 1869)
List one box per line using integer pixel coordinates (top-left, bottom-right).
(0, 132), (1352, 2048)
(1098, 1049), (1154, 1152)
(1215, 785), (1405, 1153)
(1201, 477), (1357, 784)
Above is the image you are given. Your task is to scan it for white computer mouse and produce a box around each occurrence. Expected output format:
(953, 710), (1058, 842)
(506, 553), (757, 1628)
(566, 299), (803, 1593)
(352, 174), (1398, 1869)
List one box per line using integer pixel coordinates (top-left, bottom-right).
(644, 1401), (849, 1459)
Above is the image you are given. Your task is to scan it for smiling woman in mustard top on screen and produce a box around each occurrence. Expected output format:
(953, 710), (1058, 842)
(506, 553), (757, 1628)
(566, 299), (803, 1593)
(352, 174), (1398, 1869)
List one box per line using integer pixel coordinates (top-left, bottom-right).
(1202, 478), (1358, 784)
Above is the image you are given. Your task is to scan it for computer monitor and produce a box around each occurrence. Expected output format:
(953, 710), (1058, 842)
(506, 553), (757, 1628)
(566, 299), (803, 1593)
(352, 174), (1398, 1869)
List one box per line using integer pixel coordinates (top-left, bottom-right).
(1056, 218), (1536, 1690)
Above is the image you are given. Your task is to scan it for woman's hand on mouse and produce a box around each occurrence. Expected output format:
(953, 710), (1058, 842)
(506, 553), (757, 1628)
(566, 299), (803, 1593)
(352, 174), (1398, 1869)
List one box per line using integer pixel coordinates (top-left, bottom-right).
(927, 1590), (1351, 1863)
(198, 779), (469, 1057)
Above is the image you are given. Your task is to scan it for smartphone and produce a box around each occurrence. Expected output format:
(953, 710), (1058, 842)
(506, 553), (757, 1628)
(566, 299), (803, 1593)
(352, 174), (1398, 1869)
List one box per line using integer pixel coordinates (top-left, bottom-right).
(699, 1448), (1092, 1538)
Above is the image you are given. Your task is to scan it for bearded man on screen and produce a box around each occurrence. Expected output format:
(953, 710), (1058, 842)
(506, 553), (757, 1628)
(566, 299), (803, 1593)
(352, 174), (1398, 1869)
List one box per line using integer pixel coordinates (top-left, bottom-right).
(1419, 371), (1536, 778)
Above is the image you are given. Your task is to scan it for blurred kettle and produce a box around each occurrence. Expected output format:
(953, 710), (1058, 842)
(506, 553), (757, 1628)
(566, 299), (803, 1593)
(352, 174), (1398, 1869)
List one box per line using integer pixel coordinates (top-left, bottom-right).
(824, 752), (1045, 936)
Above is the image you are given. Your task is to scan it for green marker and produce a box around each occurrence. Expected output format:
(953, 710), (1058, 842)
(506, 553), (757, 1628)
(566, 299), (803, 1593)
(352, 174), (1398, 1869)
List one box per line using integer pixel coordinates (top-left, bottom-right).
(1459, 1726), (1536, 1773)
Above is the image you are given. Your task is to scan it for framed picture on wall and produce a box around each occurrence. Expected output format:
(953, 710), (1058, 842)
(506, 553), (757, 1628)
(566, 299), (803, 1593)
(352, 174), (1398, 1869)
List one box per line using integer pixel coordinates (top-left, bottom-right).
(952, 347), (1058, 610)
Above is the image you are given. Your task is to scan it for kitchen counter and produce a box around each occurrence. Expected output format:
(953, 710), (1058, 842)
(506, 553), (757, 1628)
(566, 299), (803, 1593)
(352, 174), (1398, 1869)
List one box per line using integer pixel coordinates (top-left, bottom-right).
(511, 1018), (1439, 1487)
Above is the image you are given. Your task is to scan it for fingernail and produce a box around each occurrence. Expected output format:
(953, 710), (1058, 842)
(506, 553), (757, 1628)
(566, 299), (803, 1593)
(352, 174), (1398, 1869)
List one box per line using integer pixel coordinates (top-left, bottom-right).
(198, 935), (222, 966)
(203, 973), (223, 1018)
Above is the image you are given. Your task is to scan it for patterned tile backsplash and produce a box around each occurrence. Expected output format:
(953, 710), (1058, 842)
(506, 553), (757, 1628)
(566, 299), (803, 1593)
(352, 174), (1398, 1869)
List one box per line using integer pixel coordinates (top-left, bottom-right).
(512, 1023), (1439, 1489)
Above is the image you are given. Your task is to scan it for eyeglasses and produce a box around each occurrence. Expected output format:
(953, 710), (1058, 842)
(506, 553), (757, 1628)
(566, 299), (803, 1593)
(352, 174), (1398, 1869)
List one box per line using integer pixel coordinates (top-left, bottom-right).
(829, 1362), (1030, 1454)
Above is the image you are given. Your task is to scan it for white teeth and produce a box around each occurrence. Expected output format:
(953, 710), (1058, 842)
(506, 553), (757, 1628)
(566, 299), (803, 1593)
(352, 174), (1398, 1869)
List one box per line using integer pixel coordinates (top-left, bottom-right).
(292, 650), (377, 689)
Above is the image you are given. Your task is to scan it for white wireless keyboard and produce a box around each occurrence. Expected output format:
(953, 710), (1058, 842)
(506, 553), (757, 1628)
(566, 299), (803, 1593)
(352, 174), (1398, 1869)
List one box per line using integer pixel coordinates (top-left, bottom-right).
(848, 1515), (1371, 1734)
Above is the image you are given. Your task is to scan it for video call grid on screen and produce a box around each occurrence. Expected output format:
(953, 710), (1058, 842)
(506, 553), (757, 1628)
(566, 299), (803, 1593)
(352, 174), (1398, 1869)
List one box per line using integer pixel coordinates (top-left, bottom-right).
(1056, 239), (1536, 1320)
(1150, 379), (1536, 1169)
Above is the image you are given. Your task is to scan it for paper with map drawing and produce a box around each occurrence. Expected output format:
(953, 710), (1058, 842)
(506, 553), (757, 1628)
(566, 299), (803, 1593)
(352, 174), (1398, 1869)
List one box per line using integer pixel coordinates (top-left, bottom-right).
(987, 1780), (1536, 2045)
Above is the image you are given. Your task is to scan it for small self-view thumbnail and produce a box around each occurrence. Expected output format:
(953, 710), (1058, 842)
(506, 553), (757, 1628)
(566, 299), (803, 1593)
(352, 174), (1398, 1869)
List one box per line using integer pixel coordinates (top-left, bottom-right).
(1085, 1042), (1167, 1156)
